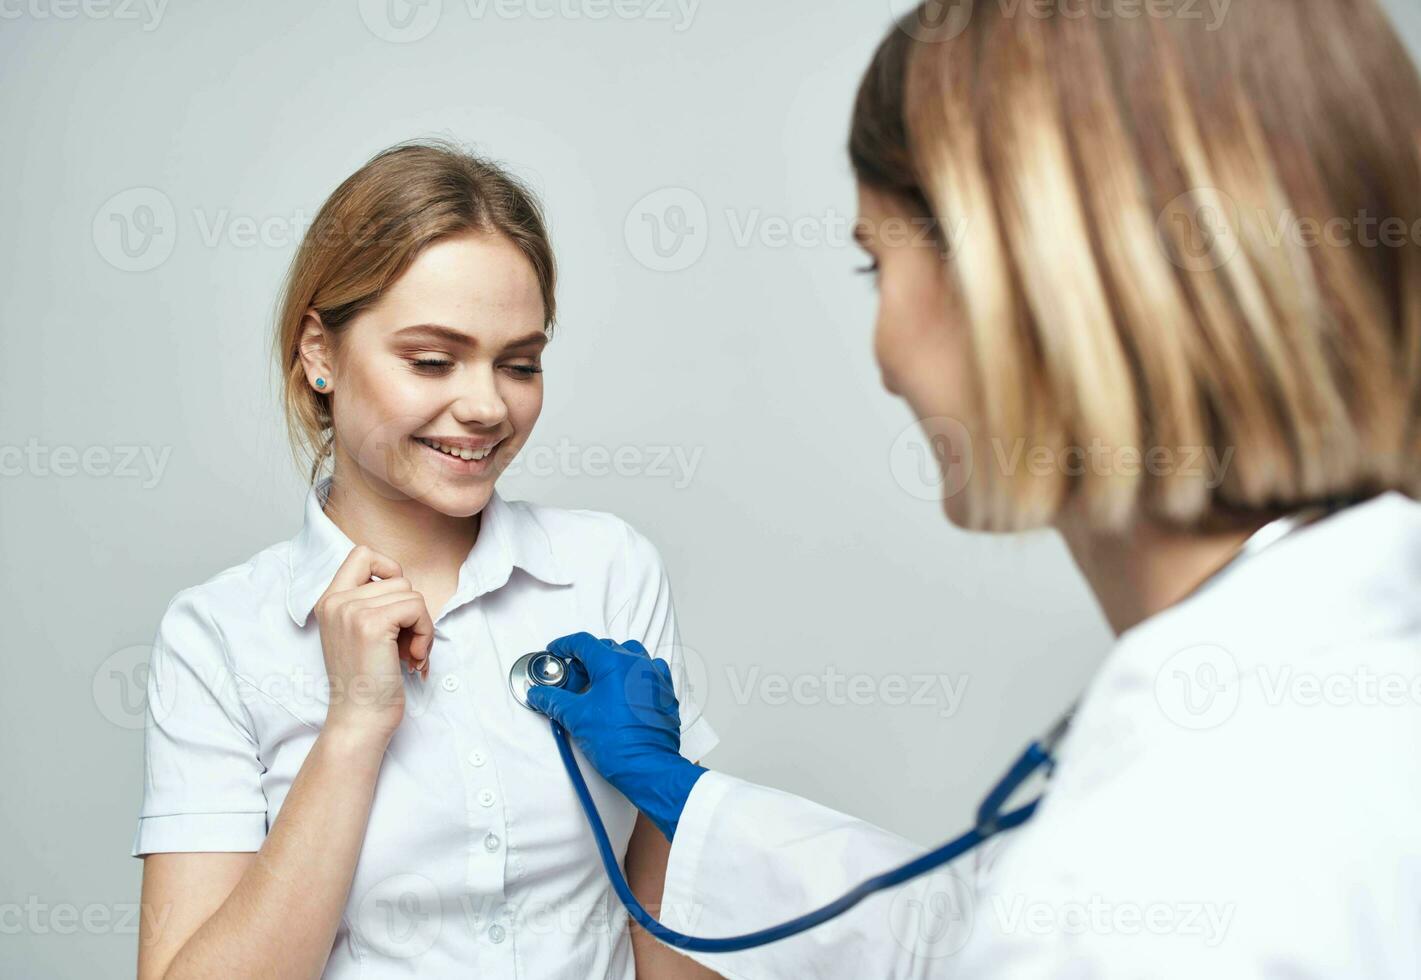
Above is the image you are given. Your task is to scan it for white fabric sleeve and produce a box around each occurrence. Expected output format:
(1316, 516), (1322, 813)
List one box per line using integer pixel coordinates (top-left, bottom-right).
(609, 520), (719, 764)
(130, 589), (269, 857)
(658, 771), (976, 979)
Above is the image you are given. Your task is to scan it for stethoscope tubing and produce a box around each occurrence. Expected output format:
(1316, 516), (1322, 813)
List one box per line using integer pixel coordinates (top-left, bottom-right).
(549, 719), (1049, 952)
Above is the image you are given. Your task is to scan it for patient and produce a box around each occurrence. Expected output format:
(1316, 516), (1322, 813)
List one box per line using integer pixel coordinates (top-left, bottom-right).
(130, 139), (721, 980)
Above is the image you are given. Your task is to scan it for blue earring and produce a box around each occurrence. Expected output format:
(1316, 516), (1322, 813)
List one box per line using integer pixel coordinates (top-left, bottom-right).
(315, 378), (327, 389)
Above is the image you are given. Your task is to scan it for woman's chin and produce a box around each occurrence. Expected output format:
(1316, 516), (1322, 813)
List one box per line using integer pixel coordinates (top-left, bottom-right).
(941, 491), (971, 531)
(411, 472), (497, 518)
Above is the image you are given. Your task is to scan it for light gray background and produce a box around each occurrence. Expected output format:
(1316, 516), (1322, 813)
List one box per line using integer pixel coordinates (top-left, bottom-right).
(3, 1), (1419, 975)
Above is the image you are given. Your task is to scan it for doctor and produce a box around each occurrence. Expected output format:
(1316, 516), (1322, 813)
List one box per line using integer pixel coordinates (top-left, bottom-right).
(532, 1), (1421, 975)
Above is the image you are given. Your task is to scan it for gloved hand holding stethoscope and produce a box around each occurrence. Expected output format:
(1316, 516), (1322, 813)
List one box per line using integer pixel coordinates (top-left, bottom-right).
(522, 632), (708, 843)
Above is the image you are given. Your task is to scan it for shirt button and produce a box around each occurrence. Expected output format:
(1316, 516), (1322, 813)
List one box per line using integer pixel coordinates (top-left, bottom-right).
(478, 789), (496, 807)
(466, 749), (486, 767)
(441, 674), (460, 692)
(483, 833), (501, 851)
(488, 923), (506, 944)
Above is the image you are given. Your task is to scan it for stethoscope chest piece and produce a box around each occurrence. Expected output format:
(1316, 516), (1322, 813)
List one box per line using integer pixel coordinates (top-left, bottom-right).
(509, 651), (573, 710)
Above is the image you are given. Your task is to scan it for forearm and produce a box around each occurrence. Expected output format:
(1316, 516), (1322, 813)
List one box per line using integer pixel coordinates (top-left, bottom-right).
(659, 771), (964, 979)
(626, 813), (723, 980)
(162, 725), (389, 980)
(631, 917), (723, 980)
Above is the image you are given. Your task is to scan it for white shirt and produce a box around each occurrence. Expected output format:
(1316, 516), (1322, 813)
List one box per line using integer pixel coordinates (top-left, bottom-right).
(659, 490), (1421, 978)
(131, 474), (718, 978)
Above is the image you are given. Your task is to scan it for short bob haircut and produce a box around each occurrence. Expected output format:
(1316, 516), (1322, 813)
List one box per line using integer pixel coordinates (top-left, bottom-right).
(271, 139), (557, 486)
(851, 0), (1421, 533)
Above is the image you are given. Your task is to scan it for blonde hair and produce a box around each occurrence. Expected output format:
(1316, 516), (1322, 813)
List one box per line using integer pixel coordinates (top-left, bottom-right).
(271, 138), (557, 486)
(851, 0), (1421, 533)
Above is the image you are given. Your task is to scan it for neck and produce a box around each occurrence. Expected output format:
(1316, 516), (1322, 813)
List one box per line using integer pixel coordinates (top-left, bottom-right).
(1054, 504), (1272, 637)
(320, 456), (481, 583)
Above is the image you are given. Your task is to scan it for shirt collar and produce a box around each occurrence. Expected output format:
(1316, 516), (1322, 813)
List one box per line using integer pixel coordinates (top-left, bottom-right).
(285, 475), (573, 628)
(1098, 489), (1421, 685)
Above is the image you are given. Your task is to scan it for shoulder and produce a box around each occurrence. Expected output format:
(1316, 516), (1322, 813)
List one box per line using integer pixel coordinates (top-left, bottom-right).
(504, 497), (669, 577)
(153, 540), (291, 654)
(987, 651), (1421, 957)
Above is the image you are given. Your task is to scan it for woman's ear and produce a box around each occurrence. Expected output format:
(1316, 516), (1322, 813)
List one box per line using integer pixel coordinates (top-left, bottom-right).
(297, 310), (335, 391)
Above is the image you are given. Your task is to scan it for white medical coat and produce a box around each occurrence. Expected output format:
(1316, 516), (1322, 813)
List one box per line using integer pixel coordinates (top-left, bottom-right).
(659, 490), (1421, 978)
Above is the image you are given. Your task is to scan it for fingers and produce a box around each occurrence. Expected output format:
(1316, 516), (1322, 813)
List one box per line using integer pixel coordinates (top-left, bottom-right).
(388, 594), (435, 675)
(344, 593), (434, 678)
(384, 594), (434, 676)
(547, 631), (621, 676)
(317, 547), (433, 679)
(525, 684), (571, 722)
(596, 637), (649, 659)
(350, 576), (415, 600)
(327, 545), (403, 595)
(564, 656), (590, 692)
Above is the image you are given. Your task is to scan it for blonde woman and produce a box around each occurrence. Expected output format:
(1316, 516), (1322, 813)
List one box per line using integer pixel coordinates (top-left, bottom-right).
(131, 141), (721, 980)
(531, 0), (1421, 975)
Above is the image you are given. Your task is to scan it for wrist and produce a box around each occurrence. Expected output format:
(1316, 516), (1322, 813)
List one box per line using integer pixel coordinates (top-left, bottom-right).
(630, 758), (708, 843)
(319, 720), (394, 759)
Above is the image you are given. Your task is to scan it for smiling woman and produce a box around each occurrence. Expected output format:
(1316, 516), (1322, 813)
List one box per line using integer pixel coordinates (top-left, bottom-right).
(130, 140), (721, 980)
(291, 230), (550, 505)
(273, 142), (558, 498)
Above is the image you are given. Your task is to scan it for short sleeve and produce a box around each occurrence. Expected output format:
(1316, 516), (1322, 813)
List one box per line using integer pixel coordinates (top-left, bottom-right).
(130, 589), (269, 857)
(609, 521), (720, 764)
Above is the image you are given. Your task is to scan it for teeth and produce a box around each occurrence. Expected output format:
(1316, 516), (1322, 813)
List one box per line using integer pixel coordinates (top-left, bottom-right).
(418, 437), (495, 461)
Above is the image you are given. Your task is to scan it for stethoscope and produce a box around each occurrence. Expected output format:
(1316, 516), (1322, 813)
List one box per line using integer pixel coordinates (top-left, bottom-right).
(507, 498), (1357, 952)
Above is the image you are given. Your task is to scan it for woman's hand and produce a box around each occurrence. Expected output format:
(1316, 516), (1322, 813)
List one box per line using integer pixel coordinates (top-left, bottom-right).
(313, 545), (434, 740)
(526, 632), (707, 841)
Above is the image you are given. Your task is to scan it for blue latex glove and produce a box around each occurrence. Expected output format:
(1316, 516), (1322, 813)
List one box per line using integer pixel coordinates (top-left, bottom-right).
(525, 632), (707, 841)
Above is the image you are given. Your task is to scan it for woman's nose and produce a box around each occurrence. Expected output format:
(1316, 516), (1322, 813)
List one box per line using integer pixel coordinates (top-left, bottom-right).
(451, 366), (509, 427)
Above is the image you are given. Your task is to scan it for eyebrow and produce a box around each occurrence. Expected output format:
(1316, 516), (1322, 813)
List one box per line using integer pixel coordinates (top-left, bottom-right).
(392, 323), (548, 351)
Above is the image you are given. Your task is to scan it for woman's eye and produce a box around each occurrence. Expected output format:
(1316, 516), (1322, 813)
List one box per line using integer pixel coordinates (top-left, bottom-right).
(411, 357), (454, 373)
(505, 364), (543, 379)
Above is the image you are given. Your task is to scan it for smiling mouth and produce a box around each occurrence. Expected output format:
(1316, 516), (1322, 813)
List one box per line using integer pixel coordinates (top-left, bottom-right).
(415, 436), (501, 461)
